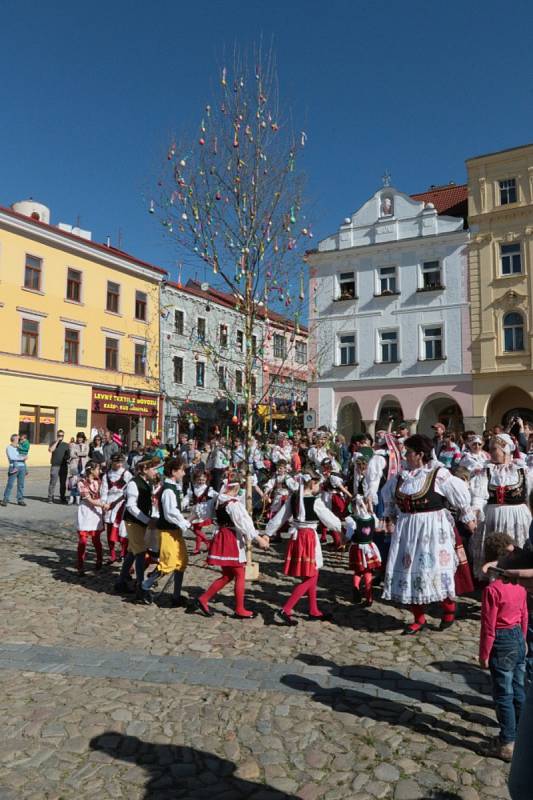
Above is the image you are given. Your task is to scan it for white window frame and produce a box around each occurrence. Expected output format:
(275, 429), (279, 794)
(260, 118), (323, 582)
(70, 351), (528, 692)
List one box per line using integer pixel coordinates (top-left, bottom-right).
(419, 259), (443, 290)
(377, 328), (399, 363)
(502, 312), (525, 353)
(337, 271), (357, 301)
(419, 323), (444, 361)
(500, 243), (522, 276)
(337, 332), (357, 366)
(376, 265), (398, 296)
(499, 178), (517, 206)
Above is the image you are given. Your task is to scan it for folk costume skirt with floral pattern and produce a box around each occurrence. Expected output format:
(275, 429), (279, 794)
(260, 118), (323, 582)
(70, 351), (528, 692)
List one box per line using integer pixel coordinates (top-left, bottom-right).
(382, 509), (456, 605)
(207, 526), (242, 569)
(284, 527), (319, 578)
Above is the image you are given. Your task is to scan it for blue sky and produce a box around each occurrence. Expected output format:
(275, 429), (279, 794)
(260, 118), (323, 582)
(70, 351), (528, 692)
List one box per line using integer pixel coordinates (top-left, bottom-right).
(1, 0), (533, 281)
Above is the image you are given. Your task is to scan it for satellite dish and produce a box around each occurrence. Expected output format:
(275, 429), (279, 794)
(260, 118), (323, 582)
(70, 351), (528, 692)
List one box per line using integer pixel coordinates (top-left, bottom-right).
(200, 282), (209, 291)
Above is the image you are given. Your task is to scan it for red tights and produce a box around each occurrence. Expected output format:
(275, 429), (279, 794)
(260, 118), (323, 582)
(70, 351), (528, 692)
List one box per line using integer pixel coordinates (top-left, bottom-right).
(192, 521), (211, 554)
(282, 572), (322, 617)
(199, 566), (251, 616)
(410, 598), (456, 629)
(106, 523), (120, 562)
(319, 526), (342, 548)
(77, 530), (103, 571)
(353, 571), (373, 602)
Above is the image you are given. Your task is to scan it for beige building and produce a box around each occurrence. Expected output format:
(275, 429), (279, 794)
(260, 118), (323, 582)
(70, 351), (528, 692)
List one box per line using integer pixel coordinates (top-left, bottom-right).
(467, 143), (533, 431)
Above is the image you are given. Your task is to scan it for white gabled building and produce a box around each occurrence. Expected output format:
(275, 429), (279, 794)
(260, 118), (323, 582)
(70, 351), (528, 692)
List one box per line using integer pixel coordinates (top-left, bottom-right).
(307, 183), (475, 438)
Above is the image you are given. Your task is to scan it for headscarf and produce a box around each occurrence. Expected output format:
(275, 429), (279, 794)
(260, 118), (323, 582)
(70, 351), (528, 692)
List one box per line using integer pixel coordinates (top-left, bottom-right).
(491, 433), (514, 455)
(384, 433), (401, 478)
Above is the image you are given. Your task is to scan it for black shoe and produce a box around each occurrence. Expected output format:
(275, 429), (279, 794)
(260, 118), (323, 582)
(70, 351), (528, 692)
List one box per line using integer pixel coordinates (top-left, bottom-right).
(17, 501), (27, 506)
(352, 587), (361, 604)
(0, 501), (7, 507)
(361, 599), (373, 608)
(233, 611), (258, 619)
(309, 612), (333, 622)
(439, 618), (455, 631)
(276, 609), (298, 626)
(170, 597), (189, 608)
(114, 580), (134, 594)
(186, 598), (214, 617)
(134, 590), (153, 605)
(401, 622), (427, 636)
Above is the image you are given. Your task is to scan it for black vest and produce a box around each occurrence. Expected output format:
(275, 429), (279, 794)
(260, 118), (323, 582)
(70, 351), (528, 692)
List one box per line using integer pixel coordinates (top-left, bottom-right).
(124, 475), (152, 524)
(395, 469), (446, 514)
(216, 499), (237, 527)
(291, 493), (319, 522)
(158, 482), (182, 530)
(351, 516), (375, 544)
(378, 454), (390, 491)
(487, 467), (527, 506)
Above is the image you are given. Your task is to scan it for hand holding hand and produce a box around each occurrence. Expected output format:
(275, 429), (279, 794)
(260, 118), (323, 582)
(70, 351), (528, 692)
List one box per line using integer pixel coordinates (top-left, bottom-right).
(257, 535), (270, 549)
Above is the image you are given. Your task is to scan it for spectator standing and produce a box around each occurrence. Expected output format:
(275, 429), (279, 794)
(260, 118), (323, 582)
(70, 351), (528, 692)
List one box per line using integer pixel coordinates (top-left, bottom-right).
(102, 430), (119, 467)
(89, 435), (105, 465)
(127, 440), (143, 470)
(47, 430), (70, 504)
(1, 434), (28, 506)
(68, 432), (90, 505)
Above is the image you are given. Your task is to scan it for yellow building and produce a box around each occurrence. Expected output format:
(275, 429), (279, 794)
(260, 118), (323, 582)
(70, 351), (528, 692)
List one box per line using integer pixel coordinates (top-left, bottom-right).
(467, 144), (533, 431)
(0, 199), (165, 465)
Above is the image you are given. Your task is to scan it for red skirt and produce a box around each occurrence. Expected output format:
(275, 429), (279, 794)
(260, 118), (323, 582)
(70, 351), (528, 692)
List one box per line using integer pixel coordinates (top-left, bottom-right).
(284, 527), (318, 578)
(207, 526), (241, 569)
(331, 492), (348, 520)
(349, 542), (382, 574)
(454, 527), (474, 595)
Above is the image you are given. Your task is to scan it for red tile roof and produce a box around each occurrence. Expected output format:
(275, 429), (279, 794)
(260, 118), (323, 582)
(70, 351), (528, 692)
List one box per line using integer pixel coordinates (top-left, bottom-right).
(411, 184), (468, 218)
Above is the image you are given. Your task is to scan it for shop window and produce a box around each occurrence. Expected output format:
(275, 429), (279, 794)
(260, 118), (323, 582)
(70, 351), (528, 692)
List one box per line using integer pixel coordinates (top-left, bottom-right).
(106, 281), (120, 313)
(66, 268), (82, 302)
(134, 343), (147, 375)
(19, 404), (57, 445)
(135, 291), (147, 321)
(24, 255), (42, 291)
(21, 318), (39, 356)
(105, 337), (119, 371)
(64, 328), (80, 364)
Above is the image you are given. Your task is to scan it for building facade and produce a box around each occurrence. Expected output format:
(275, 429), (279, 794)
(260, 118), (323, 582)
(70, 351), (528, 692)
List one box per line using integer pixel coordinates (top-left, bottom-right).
(307, 185), (473, 438)
(0, 200), (165, 465)
(467, 143), (533, 430)
(260, 313), (309, 433)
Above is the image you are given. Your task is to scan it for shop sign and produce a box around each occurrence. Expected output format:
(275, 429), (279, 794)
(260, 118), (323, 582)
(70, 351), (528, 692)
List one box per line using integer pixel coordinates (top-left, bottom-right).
(92, 389), (158, 417)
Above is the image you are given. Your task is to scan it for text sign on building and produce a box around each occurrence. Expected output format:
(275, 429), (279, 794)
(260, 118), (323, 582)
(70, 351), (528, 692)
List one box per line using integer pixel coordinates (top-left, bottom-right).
(92, 389), (158, 417)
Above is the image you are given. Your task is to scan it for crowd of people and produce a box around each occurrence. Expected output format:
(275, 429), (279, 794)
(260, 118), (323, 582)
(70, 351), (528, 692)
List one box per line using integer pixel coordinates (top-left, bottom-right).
(5, 416), (533, 787)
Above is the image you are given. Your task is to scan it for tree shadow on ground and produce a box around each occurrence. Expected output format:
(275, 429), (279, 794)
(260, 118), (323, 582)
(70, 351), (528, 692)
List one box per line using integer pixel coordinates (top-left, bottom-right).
(280, 654), (495, 755)
(431, 659), (492, 696)
(90, 732), (297, 799)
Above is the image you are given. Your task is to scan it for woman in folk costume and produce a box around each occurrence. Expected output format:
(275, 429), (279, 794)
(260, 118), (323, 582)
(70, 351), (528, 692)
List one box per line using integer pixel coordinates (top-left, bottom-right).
(76, 461), (108, 576)
(114, 457), (161, 605)
(459, 434), (490, 502)
(365, 432), (402, 521)
(190, 471), (269, 619)
(266, 470), (343, 626)
(186, 468), (217, 554)
(101, 452), (132, 564)
(345, 497), (382, 607)
(142, 457), (191, 607)
(382, 435), (476, 635)
(470, 433), (533, 579)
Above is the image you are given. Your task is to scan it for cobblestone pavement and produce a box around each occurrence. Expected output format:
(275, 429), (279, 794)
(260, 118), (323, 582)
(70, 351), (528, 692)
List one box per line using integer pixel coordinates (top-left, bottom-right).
(0, 470), (513, 799)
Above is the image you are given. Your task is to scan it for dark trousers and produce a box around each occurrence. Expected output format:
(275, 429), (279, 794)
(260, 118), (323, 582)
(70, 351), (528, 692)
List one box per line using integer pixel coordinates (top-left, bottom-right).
(490, 626), (526, 744)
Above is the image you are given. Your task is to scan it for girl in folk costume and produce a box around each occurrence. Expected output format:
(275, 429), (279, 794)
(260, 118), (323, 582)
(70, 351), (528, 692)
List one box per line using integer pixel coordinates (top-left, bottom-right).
(365, 432), (402, 522)
(382, 435), (476, 635)
(191, 472), (269, 618)
(459, 434), (490, 507)
(101, 453), (132, 564)
(186, 468), (217, 554)
(142, 457), (191, 606)
(319, 458), (352, 549)
(114, 457), (161, 605)
(266, 471), (343, 626)
(470, 434), (533, 579)
(345, 498), (382, 607)
(264, 460), (299, 541)
(76, 461), (108, 576)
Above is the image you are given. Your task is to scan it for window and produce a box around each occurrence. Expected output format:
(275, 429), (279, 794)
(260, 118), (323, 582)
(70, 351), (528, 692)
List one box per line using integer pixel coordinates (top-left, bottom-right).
(106, 281), (120, 313)
(197, 317), (206, 342)
(24, 255), (42, 291)
(273, 334), (287, 359)
(422, 326), (443, 360)
(19, 405), (57, 445)
(66, 268), (82, 302)
(379, 330), (399, 363)
(21, 318), (39, 356)
(339, 334), (356, 366)
(421, 260), (442, 290)
(500, 243), (522, 275)
(135, 291), (147, 321)
(219, 324), (228, 348)
(378, 266), (397, 294)
(218, 365), (227, 389)
(338, 271), (356, 300)
(174, 309), (184, 334)
(134, 343), (146, 375)
(105, 337), (119, 371)
(503, 312), (524, 352)
(295, 340), (307, 364)
(196, 361), (205, 387)
(236, 330), (244, 352)
(500, 178), (517, 206)
(64, 328), (80, 364)
(173, 356), (183, 383)
(235, 369), (243, 393)
(250, 375), (257, 396)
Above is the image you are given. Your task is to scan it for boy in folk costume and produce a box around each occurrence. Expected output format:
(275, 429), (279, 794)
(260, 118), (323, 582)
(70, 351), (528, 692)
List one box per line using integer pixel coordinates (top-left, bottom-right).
(186, 468), (217, 554)
(190, 471), (269, 619)
(142, 457), (191, 607)
(114, 457), (161, 605)
(345, 498), (382, 607)
(266, 471), (343, 626)
(101, 453), (132, 564)
(77, 461), (108, 576)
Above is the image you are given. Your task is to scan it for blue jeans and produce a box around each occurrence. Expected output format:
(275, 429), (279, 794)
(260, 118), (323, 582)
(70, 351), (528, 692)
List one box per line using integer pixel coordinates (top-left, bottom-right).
(489, 626), (526, 744)
(3, 465), (26, 503)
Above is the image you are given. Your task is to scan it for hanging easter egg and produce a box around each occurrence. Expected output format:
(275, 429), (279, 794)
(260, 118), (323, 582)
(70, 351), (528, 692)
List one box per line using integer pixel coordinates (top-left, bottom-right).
(215, 191), (221, 200)
(179, 159), (186, 168)
(221, 67), (227, 86)
(149, 200), (155, 214)
(199, 138), (205, 146)
(231, 415), (238, 424)
(181, 212), (188, 221)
